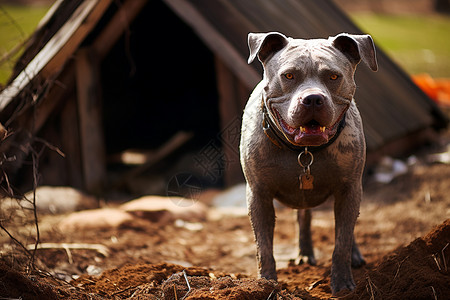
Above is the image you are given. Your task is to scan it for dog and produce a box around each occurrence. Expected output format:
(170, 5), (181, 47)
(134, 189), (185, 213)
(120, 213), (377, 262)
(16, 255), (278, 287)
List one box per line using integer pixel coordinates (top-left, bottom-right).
(240, 31), (377, 294)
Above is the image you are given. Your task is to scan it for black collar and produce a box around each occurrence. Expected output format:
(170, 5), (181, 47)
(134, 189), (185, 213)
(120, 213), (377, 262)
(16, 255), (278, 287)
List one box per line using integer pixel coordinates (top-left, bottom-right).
(262, 104), (347, 153)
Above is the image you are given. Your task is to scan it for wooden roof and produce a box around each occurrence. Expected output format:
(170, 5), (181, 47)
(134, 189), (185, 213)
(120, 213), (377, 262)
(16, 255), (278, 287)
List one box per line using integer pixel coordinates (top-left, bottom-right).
(0, 0), (447, 153)
(165, 0), (447, 151)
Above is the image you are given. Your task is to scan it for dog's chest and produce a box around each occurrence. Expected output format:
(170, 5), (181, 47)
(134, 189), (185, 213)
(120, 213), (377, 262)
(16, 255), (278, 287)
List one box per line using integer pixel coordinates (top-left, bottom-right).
(264, 150), (340, 208)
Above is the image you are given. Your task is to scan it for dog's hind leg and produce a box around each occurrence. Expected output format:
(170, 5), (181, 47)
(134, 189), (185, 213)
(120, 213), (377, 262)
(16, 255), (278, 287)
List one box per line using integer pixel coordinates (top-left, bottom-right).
(296, 208), (317, 265)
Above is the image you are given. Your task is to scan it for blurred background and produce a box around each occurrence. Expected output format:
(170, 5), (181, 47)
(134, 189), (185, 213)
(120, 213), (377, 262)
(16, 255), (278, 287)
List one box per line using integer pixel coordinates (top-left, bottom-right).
(1, 0), (449, 83)
(0, 0), (449, 194)
(0, 2), (449, 299)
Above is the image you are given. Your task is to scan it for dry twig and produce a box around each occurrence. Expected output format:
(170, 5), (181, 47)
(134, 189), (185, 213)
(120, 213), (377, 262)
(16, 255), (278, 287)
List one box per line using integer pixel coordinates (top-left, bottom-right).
(28, 148), (40, 273)
(26, 242), (110, 264)
(366, 275), (378, 300)
(307, 279), (325, 291)
(432, 254), (442, 271)
(181, 270), (191, 300)
(0, 222), (34, 258)
(394, 255), (409, 280)
(431, 286), (437, 300)
(267, 289), (277, 300)
(442, 242), (449, 272)
(110, 285), (138, 297)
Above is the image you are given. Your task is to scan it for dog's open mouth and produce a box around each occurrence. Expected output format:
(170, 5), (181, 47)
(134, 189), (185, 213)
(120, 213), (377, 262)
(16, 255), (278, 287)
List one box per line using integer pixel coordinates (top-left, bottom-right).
(274, 110), (334, 146)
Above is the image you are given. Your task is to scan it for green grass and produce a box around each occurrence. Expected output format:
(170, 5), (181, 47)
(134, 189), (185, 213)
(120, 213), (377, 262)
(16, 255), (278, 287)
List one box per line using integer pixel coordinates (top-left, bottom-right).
(350, 13), (450, 78)
(0, 4), (51, 86)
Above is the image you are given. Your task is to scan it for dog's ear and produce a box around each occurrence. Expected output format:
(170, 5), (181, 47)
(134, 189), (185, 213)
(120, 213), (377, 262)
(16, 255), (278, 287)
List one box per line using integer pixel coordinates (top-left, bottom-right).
(332, 33), (378, 71)
(248, 32), (289, 64)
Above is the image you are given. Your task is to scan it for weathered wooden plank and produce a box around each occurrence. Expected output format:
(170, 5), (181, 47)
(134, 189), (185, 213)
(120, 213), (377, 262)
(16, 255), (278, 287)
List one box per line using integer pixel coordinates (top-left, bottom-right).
(0, 0), (111, 111)
(189, 0), (257, 58)
(93, 0), (148, 59)
(61, 94), (84, 189)
(75, 48), (106, 194)
(110, 131), (193, 189)
(215, 57), (247, 186)
(163, 0), (260, 89)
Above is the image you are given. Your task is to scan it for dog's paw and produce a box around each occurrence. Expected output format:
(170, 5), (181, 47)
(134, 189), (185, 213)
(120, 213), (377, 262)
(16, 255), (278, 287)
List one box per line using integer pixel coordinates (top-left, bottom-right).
(260, 271), (278, 281)
(351, 245), (366, 268)
(331, 276), (356, 295)
(295, 254), (317, 266)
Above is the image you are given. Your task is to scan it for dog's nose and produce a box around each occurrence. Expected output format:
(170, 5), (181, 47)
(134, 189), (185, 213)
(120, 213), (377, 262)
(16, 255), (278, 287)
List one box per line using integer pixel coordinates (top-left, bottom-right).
(302, 94), (325, 107)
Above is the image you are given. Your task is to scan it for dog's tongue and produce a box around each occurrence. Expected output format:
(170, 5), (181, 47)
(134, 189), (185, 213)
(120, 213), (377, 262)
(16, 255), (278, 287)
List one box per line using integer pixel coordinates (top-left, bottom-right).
(277, 113), (329, 145)
(302, 125), (325, 134)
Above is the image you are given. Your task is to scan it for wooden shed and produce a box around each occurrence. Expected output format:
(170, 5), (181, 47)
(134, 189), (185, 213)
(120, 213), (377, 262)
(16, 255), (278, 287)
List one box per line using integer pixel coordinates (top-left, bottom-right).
(0, 0), (447, 196)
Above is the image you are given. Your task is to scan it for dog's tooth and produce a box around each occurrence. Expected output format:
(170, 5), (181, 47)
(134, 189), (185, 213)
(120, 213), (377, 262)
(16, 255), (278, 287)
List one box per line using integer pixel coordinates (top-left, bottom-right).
(320, 127), (326, 133)
(300, 126), (306, 133)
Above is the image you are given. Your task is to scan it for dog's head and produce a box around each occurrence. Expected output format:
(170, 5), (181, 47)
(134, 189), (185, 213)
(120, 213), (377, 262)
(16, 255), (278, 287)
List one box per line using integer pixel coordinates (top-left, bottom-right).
(248, 32), (378, 147)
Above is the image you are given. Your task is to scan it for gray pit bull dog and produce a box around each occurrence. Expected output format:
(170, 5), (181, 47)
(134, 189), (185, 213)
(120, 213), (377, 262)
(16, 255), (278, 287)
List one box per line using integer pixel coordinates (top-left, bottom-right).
(240, 32), (378, 295)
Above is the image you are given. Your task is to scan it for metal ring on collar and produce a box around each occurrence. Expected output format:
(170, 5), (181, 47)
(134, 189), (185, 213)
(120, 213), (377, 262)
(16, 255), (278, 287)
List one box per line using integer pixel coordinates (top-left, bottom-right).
(298, 149), (314, 168)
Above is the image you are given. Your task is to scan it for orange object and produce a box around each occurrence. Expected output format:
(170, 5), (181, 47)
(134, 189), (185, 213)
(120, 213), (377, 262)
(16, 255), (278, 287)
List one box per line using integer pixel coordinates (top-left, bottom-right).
(412, 74), (450, 107)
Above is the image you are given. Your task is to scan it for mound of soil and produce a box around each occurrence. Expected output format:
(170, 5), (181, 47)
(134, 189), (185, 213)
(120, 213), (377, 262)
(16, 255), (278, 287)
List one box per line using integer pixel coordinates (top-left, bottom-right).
(346, 219), (450, 300)
(0, 263), (58, 300)
(1, 220), (448, 299)
(2, 137), (449, 299)
(66, 263), (281, 299)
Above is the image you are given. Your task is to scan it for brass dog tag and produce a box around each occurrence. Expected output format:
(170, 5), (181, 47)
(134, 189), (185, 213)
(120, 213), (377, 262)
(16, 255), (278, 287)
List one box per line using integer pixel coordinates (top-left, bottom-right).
(299, 174), (314, 190)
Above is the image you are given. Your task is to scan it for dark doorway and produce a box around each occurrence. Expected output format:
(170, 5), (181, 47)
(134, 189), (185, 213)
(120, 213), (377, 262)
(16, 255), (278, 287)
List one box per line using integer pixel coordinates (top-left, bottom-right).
(100, 1), (222, 195)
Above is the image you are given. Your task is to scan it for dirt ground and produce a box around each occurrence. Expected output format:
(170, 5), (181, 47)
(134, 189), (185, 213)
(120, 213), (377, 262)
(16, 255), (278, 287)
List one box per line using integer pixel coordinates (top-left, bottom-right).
(1, 128), (450, 299)
(1, 0), (449, 298)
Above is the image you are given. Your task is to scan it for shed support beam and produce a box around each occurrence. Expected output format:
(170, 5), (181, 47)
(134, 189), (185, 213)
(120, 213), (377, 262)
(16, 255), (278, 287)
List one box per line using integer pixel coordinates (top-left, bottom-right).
(164, 0), (261, 89)
(215, 57), (248, 186)
(75, 48), (106, 194)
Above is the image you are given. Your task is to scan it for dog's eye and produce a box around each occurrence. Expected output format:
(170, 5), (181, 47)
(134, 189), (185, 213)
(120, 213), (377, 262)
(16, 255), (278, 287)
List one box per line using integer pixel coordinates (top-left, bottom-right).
(284, 73), (294, 80)
(330, 74), (339, 80)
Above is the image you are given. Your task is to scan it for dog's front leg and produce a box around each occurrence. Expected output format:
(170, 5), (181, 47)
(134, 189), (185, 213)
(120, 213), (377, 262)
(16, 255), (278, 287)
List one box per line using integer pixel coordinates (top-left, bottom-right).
(246, 185), (277, 280)
(330, 184), (362, 294)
